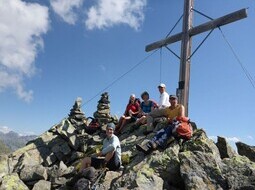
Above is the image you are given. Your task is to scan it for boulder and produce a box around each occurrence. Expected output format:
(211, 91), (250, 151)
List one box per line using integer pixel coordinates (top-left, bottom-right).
(0, 155), (9, 178)
(179, 151), (227, 189)
(236, 141), (255, 162)
(0, 173), (29, 190)
(19, 165), (48, 182)
(216, 136), (237, 159)
(221, 155), (255, 189)
(32, 180), (51, 190)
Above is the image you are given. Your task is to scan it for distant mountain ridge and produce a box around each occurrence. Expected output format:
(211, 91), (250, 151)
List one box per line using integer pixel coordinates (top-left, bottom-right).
(0, 131), (37, 152)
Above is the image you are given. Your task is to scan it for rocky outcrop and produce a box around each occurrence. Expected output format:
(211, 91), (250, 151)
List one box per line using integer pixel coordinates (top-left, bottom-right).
(1, 98), (255, 190)
(216, 136), (237, 159)
(236, 141), (255, 162)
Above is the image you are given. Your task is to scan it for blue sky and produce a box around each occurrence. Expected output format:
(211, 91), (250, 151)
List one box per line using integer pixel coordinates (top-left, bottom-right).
(0, 0), (254, 147)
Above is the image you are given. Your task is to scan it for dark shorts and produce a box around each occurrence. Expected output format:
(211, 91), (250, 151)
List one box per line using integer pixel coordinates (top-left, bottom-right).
(91, 152), (120, 171)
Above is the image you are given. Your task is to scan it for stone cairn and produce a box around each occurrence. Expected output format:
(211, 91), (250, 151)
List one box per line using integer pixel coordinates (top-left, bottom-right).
(93, 92), (118, 125)
(68, 97), (86, 128)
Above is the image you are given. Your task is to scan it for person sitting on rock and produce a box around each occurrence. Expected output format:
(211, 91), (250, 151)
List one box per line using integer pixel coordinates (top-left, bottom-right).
(136, 115), (193, 154)
(115, 94), (140, 134)
(134, 91), (157, 127)
(144, 95), (184, 135)
(157, 83), (170, 109)
(79, 123), (121, 171)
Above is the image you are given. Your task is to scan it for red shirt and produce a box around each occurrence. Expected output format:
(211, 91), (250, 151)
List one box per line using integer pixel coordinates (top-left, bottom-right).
(124, 102), (139, 116)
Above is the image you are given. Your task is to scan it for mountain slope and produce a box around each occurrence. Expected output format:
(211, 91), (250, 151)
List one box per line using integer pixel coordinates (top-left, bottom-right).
(0, 139), (10, 155)
(0, 131), (37, 152)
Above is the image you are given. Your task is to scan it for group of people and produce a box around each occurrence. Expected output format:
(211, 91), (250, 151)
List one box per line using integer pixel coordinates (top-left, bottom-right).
(115, 83), (181, 134)
(79, 83), (192, 173)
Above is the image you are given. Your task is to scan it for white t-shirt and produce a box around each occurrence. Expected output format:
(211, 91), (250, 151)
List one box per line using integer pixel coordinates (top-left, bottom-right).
(158, 91), (170, 108)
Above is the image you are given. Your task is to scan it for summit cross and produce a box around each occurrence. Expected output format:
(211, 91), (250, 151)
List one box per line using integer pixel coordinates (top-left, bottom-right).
(145, 0), (247, 116)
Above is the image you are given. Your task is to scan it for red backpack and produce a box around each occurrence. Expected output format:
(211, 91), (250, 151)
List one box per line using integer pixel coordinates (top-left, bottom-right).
(174, 116), (193, 140)
(85, 117), (100, 134)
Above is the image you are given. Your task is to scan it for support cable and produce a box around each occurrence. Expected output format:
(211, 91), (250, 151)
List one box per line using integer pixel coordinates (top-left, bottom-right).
(192, 8), (213, 20)
(164, 46), (181, 60)
(160, 48), (162, 83)
(165, 14), (184, 38)
(193, 8), (255, 89)
(218, 27), (255, 89)
(52, 49), (159, 127)
(82, 49), (159, 107)
(187, 29), (214, 60)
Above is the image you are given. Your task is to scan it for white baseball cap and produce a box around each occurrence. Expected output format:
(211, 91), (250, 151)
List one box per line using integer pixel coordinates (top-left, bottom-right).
(158, 83), (166, 88)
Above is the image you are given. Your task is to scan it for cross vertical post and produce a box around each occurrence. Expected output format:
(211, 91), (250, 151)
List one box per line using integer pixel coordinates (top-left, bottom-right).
(178, 0), (194, 116)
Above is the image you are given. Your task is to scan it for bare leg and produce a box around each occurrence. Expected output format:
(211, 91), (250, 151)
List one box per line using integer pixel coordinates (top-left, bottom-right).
(115, 116), (125, 132)
(118, 116), (131, 133)
(104, 151), (115, 162)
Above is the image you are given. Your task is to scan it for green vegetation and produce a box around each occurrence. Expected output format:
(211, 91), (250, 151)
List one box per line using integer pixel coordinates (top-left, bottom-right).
(0, 139), (10, 155)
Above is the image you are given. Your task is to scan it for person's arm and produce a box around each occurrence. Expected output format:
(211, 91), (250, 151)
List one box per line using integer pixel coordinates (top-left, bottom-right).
(133, 103), (140, 115)
(101, 137), (119, 155)
(178, 105), (185, 117)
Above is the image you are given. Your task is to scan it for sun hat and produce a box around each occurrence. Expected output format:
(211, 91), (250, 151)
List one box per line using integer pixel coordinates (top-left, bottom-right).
(107, 123), (115, 130)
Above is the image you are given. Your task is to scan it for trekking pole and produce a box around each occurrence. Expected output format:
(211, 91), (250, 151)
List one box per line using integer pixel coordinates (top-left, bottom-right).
(91, 167), (108, 190)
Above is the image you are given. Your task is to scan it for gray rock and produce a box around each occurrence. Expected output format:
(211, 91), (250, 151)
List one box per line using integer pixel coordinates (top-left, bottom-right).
(102, 171), (122, 189)
(51, 145), (65, 161)
(179, 151), (227, 189)
(13, 152), (38, 173)
(51, 177), (67, 188)
(68, 135), (79, 150)
(32, 180), (51, 190)
(0, 173), (29, 190)
(221, 155), (255, 189)
(97, 109), (110, 114)
(0, 155), (9, 178)
(19, 165), (48, 182)
(216, 136), (236, 159)
(236, 141), (255, 162)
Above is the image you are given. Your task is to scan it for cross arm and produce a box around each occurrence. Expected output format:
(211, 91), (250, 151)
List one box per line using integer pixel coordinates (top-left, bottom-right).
(145, 8), (248, 52)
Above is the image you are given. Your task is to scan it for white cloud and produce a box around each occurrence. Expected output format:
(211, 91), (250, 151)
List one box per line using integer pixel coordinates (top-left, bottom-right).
(85, 0), (147, 30)
(0, 126), (12, 134)
(50, 0), (83, 25)
(209, 136), (240, 143)
(225, 137), (240, 143)
(19, 131), (37, 136)
(247, 135), (254, 140)
(208, 136), (217, 142)
(0, 0), (49, 102)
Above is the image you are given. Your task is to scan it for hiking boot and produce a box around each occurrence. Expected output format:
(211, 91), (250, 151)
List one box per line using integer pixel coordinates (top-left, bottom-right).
(136, 144), (151, 155)
(143, 130), (153, 135)
(148, 141), (158, 150)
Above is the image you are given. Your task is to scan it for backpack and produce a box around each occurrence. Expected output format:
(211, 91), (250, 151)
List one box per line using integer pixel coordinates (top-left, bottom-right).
(85, 117), (101, 135)
(173, 116), (193, 140)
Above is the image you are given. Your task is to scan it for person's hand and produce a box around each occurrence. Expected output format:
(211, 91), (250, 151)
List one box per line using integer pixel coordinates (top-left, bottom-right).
(97, 151), (102, 157)
(167, 118), (173, 124)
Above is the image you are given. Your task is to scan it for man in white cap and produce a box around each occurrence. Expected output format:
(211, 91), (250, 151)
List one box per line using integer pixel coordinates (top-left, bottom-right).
(158, 83), (170, 109)
(79, 123), (121, 171)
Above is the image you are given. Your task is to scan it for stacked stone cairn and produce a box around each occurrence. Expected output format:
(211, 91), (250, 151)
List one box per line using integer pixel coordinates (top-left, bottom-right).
(68, 97), (86, 128)
(93, 92), (118, 125)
